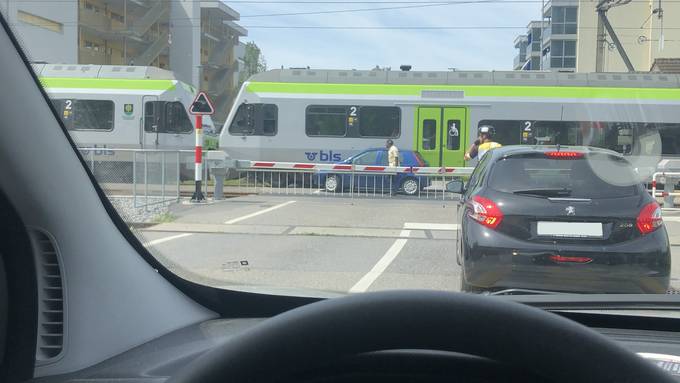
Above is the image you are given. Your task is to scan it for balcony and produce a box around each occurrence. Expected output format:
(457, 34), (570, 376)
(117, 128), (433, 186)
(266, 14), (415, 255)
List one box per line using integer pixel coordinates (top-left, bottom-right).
(543, 0), (552, 17)
(79, 47), (107, 65)
(79, 7), (113, 33)
(514, 54), (528, 70)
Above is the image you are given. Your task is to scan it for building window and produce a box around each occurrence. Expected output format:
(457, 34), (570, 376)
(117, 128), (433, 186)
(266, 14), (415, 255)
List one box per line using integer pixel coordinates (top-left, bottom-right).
(110, 12), (124, 23)
(358, 106), (400, 138)
(52, 99), (114, 131)
(17, 11), (63, 33)
(552, 6), (577, 34)
(305, 105), (347, 137)
(229, 103), (278, 136)
(549, 40), (576, 68)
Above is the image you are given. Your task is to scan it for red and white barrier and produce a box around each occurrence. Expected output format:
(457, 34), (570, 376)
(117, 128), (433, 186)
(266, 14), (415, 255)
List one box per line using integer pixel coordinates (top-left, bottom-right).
(246, 161), (474, 175)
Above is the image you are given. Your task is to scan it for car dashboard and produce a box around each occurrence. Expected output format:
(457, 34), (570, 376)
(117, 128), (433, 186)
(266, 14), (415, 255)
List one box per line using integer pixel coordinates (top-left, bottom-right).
(28, 309), (680, 383)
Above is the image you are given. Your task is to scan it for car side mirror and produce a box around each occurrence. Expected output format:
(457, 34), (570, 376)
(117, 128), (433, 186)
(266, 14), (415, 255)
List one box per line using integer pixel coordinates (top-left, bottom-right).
(446, 180), (465, 194)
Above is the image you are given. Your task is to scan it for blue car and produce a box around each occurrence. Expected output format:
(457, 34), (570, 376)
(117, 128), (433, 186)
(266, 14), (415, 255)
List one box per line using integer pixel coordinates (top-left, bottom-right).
(321, 148), (430, 195)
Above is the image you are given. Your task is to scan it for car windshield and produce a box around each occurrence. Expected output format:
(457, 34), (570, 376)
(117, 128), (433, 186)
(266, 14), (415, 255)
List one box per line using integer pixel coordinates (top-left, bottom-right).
(2, 0), (678, 300)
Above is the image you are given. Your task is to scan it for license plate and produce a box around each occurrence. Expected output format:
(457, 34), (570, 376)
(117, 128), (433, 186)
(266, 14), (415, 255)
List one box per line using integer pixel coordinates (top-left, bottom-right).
(536, 222), (603, 238)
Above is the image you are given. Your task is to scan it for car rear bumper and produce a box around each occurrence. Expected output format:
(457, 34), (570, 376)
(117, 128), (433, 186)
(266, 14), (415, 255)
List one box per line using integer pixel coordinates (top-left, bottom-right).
(461, 219), (671, 294)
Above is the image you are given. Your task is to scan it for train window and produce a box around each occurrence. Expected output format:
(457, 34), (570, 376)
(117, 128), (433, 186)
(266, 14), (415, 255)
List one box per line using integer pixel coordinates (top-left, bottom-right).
(306, 105), (347, 137)
(478, 120), (680, 155)
(261, 104), (278, 136)
(358, 106), (400, 138)
(446, 120), (461, 150)
(164, 102), (193, 134)
(422, 119), (436, 150)
(229, 103), (255, 135)
(144, 101), (162, 132)
(52, 99), (114, 131)
(228, 103), (278, 136)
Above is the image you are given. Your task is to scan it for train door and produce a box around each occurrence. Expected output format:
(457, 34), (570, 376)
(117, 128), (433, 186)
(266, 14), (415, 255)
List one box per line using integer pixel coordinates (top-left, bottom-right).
(141, 95), (159, 148)
(416, 107), (468, 167)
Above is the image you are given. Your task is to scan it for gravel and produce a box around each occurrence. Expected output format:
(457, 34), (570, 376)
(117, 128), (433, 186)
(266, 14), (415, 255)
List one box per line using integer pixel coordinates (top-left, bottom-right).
(108, 196), (175, 224)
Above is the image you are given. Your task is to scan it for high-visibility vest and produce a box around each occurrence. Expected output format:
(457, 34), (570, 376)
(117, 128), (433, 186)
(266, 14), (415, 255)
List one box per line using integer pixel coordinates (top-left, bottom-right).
(477, 141), (502, 159)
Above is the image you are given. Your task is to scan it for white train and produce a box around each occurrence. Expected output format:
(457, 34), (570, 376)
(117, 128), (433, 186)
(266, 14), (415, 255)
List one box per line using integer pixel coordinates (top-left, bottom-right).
(34, 64), (219, 151)
(220, 69), (680, 172)
(33, 64), (220, 179)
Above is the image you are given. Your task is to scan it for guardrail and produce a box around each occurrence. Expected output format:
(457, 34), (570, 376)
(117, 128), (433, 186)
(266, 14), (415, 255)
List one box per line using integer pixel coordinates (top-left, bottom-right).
(230, 161), (475, 200)
(651, 172), (680, 210)
(78, 147), (212, 209)
(77, 147), (476, 202)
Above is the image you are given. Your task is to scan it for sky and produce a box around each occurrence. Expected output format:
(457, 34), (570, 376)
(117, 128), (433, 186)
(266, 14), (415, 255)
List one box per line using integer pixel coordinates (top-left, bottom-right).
(231, 1), (542, 71)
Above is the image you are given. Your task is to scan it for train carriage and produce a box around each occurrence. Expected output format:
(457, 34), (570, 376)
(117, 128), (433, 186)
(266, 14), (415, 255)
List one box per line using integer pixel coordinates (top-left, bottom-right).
(33, 64), (218, 179)
(220, 69), (680, 174)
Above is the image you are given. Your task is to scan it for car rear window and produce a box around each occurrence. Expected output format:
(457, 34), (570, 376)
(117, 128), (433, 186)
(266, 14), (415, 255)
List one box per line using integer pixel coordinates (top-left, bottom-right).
(487, 154), (639, 199)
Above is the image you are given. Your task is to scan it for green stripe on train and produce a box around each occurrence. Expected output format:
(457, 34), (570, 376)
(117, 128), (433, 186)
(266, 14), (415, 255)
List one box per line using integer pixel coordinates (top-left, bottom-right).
(246, 82), (680, 100)
(39, 77), (177, 91)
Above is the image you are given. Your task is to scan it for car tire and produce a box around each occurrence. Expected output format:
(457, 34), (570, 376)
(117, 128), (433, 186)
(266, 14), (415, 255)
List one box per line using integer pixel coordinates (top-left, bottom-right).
(325, 174), (340, 193)
(401, 177), (419, 196)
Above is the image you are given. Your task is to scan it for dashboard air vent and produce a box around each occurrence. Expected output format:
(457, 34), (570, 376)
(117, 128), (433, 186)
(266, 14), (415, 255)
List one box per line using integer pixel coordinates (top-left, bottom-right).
(32, 230), (65, 363)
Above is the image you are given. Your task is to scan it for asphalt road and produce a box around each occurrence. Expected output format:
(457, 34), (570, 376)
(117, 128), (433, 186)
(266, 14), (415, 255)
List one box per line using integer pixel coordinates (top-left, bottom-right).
(134, 194), (680, 295)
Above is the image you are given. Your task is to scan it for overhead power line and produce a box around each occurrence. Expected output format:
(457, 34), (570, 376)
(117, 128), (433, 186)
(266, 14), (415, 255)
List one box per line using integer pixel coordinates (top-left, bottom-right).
(240, 0), (532, 17)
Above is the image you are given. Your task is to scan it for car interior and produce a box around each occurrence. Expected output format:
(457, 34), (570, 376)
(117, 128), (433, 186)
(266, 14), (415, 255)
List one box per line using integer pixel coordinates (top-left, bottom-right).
(2, 10), (680, 383)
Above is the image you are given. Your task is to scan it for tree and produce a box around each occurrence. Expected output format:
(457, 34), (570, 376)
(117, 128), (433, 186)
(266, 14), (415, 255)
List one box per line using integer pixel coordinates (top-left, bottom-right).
(239, 41), (267, 86)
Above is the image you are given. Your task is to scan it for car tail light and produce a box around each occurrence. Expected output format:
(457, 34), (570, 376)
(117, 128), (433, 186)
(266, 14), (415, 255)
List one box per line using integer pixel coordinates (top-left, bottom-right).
(467, 196), (503, 229)
(415, 153), (426, 167)
(549, 255), (593, 264)
(637, 202), (662, 235)
(545, 151), (584, 159)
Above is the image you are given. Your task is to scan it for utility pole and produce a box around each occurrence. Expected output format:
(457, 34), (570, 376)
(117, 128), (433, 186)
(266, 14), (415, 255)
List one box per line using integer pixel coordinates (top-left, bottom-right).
(540, 0), (545, 70)
(594, 0), (635, 72)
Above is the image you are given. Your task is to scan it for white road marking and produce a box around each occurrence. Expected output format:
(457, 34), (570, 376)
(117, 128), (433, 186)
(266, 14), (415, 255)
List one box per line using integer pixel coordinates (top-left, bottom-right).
(143, 233), (193, 247)
(404, 222), (459, 231)
(224, 200), (296, 224)
(349, 229), (411, 293)
(663, 216), (680, 222)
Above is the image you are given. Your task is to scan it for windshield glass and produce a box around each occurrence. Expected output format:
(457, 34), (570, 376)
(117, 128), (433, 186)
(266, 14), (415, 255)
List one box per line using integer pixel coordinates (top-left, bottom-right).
(489, 155), (639, 198)
(2, 0), (678, 298)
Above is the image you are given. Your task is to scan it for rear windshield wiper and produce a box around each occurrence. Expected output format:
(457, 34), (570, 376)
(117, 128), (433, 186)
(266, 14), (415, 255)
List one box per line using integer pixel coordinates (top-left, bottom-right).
(487, 288), (569, 296)
(512, 188), (572, 197)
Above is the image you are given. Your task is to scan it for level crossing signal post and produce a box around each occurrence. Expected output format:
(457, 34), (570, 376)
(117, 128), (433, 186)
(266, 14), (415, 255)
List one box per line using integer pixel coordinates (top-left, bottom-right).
(189, 91), (215, 202)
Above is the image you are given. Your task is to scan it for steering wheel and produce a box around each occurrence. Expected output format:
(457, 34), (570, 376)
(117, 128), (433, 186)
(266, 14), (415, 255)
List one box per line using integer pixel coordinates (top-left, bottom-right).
(168, 290), (674, 383)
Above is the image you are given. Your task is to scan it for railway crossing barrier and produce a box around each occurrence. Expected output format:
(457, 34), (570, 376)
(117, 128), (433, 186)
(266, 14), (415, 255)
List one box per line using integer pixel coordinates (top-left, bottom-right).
(229, 160), (475, 200)
(78, 147), (476, 202)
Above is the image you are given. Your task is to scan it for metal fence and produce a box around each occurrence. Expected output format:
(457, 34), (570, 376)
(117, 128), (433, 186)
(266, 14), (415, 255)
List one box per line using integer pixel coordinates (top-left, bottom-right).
(227, 162), (475, 200)
(79, 147), (208, 209)
(78, 148), (475, 202)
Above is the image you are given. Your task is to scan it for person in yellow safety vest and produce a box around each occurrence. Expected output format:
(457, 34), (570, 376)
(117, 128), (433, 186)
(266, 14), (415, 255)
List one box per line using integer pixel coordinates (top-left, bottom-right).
(464, 125), (502, 161)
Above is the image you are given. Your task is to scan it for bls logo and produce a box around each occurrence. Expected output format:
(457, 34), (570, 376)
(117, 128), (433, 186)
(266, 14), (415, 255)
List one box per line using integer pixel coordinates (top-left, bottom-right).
(80, 144), (115, 156)
(305, 150), (342, 162)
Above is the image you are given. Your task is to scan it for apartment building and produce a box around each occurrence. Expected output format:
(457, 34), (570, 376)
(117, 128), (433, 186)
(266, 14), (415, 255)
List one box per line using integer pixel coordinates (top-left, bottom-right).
(514, 21), (543, 70)
(0, 0), (247, 124)
(514, 0), (680, 72)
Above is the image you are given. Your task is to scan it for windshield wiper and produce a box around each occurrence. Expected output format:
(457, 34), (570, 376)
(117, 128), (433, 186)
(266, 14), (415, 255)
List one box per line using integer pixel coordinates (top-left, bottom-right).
(487, 288), (569, 296)
(512, 188), (572, 197)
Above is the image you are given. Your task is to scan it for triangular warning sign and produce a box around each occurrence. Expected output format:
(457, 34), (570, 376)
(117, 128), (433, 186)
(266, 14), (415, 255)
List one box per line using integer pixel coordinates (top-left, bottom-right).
(190, 91), (215, 115)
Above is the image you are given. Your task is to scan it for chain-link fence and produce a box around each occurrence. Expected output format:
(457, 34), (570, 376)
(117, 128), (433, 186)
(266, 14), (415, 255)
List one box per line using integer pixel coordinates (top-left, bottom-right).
(79, 148), (201, 209)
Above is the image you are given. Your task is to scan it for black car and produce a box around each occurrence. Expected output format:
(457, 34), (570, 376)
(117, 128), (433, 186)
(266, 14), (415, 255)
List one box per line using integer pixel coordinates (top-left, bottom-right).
(447, 146), (671, 294)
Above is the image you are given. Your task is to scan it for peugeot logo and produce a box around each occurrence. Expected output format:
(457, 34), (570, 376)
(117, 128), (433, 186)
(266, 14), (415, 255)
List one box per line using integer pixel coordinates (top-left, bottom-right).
(565, 206), (576, 216)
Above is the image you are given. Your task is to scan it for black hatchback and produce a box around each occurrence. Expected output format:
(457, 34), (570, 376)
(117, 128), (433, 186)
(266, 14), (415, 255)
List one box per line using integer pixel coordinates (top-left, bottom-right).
(448, 146), (670, 294)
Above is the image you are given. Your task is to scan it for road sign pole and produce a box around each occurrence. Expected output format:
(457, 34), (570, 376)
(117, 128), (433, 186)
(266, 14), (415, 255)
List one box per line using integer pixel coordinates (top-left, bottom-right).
(191, 114), (205, 202)
(188, 91), (215, 203)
